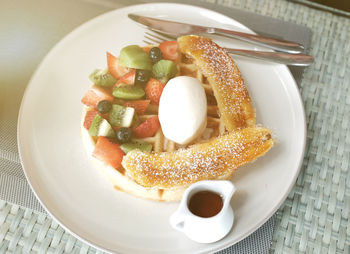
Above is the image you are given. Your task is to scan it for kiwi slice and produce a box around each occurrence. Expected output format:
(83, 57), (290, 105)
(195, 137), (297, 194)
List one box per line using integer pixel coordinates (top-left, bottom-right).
(120, 141), (153, 154)
(89, 69), (117, 87)
(131, 113), (141, 128)
(152, 60), (177, 79)
(109, 104), (135, 127)
(119, 45), (152, 71)
(89, 115), (115, 138)
(113, 85), (145, 100)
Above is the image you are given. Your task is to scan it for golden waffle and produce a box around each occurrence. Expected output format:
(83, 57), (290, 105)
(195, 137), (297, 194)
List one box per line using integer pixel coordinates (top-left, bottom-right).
(134, 51), (226, 153)
(82, 35), (273, 201)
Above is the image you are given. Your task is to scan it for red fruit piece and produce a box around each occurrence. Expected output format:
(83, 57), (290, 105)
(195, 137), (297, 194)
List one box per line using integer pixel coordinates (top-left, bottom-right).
(112, 126), (121, 132)
(142, 45), (153, 53)
(145, 78), (165, 105)
(83, 110), (98, 130)
(123, 100), (150, 115)
(133, 116), (160, 138)
(115, 70), (136, 86)
(107, 52), (129, 78)
(93, 136), (125, 169)
(159, 41), (178, 61)
(81, 85), (114, 108)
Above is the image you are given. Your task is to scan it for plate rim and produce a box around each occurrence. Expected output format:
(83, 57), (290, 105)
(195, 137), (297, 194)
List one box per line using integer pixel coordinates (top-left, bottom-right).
(17, 3), (307, 253)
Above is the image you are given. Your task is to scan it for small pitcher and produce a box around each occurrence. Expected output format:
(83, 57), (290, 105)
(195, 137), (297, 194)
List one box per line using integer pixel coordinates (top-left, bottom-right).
(170, 180), (236, 243)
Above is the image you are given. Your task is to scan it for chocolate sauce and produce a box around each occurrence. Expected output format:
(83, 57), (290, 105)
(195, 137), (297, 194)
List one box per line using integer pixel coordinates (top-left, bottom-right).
(188, 191), (223, 218)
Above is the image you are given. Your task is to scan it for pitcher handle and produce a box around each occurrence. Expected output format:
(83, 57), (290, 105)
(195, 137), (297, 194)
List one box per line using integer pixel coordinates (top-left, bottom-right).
(170, 210), (187, 232)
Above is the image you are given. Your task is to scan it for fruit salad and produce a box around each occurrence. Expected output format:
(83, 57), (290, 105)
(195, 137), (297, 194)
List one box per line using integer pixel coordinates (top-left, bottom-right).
(81, 41), (178, 169)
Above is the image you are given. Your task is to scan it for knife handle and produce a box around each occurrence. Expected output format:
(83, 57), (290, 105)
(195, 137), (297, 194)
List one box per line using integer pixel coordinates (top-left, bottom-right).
(224, 48), (314, 66)
(214, 28), (304, 54)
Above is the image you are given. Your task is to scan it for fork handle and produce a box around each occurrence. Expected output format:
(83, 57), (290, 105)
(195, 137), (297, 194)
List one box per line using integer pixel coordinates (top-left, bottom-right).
(214, 27), (304, 54)
(224, 48), (314, 66)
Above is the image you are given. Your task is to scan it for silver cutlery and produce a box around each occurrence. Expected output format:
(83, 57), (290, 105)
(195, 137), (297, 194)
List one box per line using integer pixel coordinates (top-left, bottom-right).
(129, 14), (305, 54)
(143, 31), (314, 66)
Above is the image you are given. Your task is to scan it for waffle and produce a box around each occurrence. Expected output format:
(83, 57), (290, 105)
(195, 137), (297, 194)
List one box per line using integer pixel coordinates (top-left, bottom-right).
(135, 51), (227, 153)
(80, 53), (224, 201)
(81, 35), (273, 201)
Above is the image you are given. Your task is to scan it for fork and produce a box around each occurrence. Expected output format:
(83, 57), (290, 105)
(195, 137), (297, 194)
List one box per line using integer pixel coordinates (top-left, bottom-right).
(143, 31), (314, 66)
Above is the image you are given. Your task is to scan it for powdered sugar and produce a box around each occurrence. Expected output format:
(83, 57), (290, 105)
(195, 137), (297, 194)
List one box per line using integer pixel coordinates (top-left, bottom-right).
(122, 127), (273, 188)
(178, 35), (255, 131)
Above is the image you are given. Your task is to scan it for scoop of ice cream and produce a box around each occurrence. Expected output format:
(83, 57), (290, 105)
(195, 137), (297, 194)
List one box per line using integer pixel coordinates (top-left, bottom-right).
(159, 76), (207, 145)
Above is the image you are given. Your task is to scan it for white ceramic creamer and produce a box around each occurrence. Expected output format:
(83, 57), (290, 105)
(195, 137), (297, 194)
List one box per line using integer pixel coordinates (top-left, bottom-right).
(170, 180), (236, 243)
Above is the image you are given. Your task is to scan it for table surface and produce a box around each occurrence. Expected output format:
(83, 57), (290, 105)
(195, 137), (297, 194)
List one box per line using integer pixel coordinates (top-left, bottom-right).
(1, 0), (349, 253)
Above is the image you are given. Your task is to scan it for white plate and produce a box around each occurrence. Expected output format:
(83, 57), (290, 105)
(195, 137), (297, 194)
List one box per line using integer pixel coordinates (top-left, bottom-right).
(18, 3), (306, 254)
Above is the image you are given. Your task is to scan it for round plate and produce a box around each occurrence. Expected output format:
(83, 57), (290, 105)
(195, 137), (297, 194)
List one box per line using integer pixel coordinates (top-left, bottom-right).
(18, 3), (306, 254)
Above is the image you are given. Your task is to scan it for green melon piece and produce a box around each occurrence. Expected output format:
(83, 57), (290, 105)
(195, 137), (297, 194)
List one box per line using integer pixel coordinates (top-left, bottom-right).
(119, 45), (152, 71)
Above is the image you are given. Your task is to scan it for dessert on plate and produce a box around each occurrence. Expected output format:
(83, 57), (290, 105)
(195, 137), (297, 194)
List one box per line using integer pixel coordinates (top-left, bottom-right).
(81, 35), (274, 201)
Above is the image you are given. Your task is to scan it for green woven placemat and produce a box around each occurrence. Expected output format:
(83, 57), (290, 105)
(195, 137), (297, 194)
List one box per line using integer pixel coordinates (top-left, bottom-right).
(0, 201), (103, 254)
(225, 0), (350, 253)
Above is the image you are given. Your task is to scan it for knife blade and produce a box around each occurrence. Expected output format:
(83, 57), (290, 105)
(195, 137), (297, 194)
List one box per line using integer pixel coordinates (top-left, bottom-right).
(128, 13), (304, 54)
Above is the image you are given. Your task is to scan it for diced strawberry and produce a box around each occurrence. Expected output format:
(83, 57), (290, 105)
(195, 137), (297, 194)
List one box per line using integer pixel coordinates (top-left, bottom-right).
(107, 52), (129, 79)
(145, 78), (165, 105)
(133, 116), (160, 138)
(93, 136), (125, 169)
(83, 110), (98, 130)
(112, 126), (121, 132)
(115, 70), (136, 86)
(123, 100), (150, 115)
(159, 41), (178, 61)
(81, 85), (114, 108)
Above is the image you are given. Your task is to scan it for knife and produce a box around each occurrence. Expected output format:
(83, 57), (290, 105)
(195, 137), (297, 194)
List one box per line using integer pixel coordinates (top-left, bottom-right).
(128, 14), (304, 54)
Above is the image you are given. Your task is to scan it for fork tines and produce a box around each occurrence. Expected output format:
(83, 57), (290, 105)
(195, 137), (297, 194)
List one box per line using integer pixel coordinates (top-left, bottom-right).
(143, 30), (177, 45)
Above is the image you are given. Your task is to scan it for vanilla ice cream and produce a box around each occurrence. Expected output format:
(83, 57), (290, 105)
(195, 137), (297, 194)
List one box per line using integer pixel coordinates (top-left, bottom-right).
(158, 76), (207, 145)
